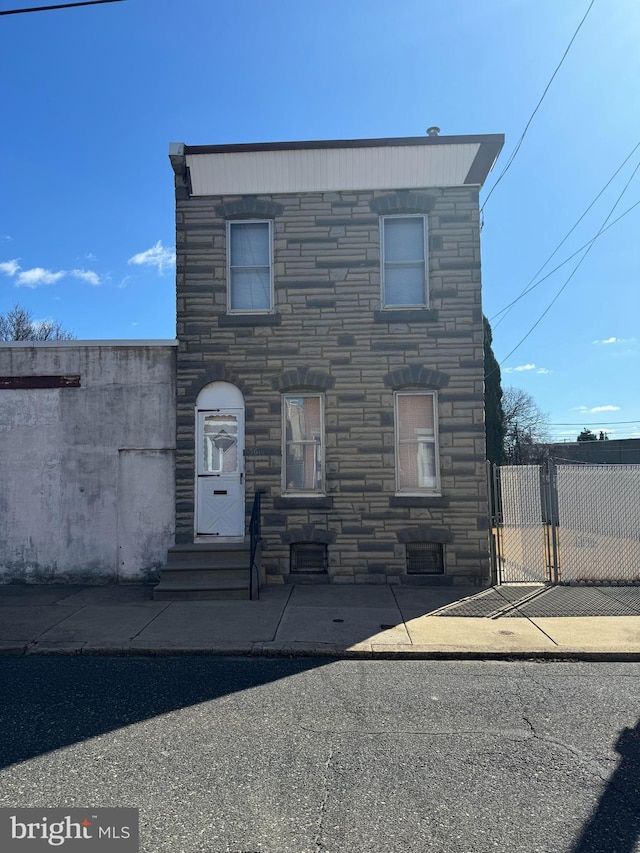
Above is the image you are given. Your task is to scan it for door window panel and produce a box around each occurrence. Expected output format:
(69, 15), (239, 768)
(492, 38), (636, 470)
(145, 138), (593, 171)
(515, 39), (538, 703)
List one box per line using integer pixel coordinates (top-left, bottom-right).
(202, 414), (238, 474)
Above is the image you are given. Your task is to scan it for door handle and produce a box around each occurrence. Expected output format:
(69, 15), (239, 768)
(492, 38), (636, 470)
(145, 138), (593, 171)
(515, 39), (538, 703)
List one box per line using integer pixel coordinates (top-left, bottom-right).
(240, 473), (244, 484)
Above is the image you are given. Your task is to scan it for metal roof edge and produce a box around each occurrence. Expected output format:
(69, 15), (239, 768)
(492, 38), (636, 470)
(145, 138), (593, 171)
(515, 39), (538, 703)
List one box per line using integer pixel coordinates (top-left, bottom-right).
(183, 134), (505, 155)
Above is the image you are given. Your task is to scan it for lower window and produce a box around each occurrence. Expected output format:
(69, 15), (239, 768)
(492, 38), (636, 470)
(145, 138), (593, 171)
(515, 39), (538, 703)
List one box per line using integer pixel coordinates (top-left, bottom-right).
(406, 542), (445, 574)
(290, 543), (328, 573)
(395, 391), (439, 493)
(283, 394), (324, 493)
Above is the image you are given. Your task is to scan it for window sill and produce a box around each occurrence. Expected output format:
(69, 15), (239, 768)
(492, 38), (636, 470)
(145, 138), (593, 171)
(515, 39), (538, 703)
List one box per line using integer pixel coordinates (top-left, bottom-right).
(219, 313), (282, 327)
(390, 495), (449, 508)
(374, 309), (437, 323)
(274, 496), (333, 510)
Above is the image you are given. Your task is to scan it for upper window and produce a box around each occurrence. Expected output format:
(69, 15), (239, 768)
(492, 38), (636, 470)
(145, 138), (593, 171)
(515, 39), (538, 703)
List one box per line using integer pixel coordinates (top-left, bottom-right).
(227, 220), (273, 313)
(395, 391), (439, 494)
(282, 394), (324, 494)
(381, 215), (427, 308)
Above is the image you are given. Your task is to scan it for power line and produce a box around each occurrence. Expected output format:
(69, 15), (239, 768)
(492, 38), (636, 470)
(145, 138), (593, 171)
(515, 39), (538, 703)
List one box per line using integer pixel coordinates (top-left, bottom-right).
(492, 139), (640, 328)
(0, 0), (124, 15)
(482, 0), (596, 210)
(548, 420), (640, 426)
(492, 155), (640, 373)
(489, 196), (640, 322)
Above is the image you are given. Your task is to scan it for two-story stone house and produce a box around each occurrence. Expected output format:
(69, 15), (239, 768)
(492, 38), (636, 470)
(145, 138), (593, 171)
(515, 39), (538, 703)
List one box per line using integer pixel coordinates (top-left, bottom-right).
(155, 132), (503, 599)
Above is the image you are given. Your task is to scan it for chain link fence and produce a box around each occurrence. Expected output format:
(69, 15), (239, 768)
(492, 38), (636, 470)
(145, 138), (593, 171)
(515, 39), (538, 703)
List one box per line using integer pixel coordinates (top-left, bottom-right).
(556, 465), (640, 583)
(489, 462), (640, 585)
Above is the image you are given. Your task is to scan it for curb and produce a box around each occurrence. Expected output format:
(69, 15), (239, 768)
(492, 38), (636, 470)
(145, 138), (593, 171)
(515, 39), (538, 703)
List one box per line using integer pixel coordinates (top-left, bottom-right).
(1, 644), (639, 662)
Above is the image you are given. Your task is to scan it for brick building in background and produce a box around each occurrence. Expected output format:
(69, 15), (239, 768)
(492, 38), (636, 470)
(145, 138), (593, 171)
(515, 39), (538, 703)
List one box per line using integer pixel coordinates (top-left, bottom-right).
(157, 132), (504, 597)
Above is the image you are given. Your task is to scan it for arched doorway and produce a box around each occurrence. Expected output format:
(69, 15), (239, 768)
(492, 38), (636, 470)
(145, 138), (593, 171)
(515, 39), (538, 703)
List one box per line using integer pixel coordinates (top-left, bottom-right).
(195, 382), (245, 537)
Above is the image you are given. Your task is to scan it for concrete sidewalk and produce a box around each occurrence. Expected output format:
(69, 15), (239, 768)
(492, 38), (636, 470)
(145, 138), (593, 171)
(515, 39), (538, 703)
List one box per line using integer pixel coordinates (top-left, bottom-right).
(0, 583), (639, 660)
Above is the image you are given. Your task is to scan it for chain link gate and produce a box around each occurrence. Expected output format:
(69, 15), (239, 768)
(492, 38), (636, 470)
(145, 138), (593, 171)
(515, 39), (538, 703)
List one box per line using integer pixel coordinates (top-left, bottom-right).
(488, 461), (640, 585)
(488, 463), (555, 584)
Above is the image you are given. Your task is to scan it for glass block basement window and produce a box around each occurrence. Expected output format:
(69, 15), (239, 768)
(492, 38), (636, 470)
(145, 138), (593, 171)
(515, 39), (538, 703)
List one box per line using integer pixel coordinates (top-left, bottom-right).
(406, 542), (445, 574)
(290, 543), (328, 573)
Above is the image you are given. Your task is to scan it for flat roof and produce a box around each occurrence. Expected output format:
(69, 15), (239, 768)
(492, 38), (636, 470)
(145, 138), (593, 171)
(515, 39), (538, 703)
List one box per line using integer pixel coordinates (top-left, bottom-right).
(173, 133), (505, 194)
(0, 340), (179, 348)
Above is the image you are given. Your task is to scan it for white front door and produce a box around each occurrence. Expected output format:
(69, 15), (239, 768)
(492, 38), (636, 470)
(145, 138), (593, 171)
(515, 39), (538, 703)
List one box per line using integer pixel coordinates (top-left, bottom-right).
(195, 408), (245, 536)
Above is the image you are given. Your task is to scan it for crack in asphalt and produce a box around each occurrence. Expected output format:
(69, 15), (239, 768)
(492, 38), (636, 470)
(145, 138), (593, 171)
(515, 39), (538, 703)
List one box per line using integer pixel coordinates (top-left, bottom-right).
(313, 745), (334, 851)
(300, 725), (532, 738)
(516, 674), (617, 787)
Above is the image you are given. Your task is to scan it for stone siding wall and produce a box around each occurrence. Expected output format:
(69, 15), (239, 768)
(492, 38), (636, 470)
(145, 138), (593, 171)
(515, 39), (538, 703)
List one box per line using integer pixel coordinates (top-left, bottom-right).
(175, 184), (489, 584)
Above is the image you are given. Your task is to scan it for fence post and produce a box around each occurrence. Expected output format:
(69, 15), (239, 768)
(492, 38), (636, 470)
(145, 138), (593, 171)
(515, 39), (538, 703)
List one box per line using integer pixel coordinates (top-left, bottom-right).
(486, 461), (503, 586)
(547, 459), (560, 584)
(486, 462), (496, 586)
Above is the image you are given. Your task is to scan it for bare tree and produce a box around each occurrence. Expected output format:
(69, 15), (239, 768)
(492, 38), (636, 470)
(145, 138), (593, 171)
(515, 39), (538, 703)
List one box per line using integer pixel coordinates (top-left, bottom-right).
(502, 386), (550, 463)
(0, 304), (75, 341)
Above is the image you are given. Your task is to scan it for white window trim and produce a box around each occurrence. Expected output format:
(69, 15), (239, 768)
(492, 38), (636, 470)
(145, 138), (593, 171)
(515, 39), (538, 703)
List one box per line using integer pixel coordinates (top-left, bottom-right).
(394, 390), (440, 495)
(380, 214), (428, 309)
(226, 219), (274, 314)
(282, 393), (325, 496)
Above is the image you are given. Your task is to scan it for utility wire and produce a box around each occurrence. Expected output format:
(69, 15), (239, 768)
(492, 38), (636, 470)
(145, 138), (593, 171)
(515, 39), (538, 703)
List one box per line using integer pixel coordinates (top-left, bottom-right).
(492, 138), (640, 328)
(0, 0), (124, 15)
(489, 155), (640, 378)
(489, 196), (640, 322)
(482, 0), (596, 211)
(548, 420), (640, 426)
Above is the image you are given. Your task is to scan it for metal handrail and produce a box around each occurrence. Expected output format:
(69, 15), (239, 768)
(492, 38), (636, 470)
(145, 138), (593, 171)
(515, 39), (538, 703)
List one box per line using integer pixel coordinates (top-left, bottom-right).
(248, 489), (265, 600)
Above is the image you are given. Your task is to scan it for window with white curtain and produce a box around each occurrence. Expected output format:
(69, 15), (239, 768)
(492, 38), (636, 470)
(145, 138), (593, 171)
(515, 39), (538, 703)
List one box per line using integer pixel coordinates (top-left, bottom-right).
(227, 220), (272, 312)
(381, 215), (427, 307)
(394, 391), (439, 493)
(282, 394), (324, 493)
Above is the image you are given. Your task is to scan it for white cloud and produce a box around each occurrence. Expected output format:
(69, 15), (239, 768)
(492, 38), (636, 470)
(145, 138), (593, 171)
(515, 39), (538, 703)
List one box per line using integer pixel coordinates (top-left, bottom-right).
(1, 235), (14, 242)
(571, 406), (588, 412)
(0, 259), (20, 276)
(128, 240), (175, 274)
(117, 275), (133, 289)
(71, 268), (101, 286)
(3, 263), (102, 287)
(593, 336), (636, 345)
(16, 267), (65, 287)
(503, 363), (536, 373)
(536, 368), (551, 374)
(589, 405), (621, 413)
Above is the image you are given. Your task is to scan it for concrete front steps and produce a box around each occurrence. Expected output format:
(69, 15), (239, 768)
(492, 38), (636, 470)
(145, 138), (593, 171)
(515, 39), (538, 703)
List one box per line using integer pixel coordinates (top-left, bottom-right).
(153, 540), (255, 601)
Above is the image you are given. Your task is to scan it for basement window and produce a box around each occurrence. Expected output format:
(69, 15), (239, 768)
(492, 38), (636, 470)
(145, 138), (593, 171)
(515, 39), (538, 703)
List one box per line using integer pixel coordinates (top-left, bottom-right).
(406, 542), (445, 574)
(290, 542), (328, 574)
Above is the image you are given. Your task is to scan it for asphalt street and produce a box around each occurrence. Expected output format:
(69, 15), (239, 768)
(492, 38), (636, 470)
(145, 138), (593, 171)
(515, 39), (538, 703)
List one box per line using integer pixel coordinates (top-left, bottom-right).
(0, 657), (638, 853)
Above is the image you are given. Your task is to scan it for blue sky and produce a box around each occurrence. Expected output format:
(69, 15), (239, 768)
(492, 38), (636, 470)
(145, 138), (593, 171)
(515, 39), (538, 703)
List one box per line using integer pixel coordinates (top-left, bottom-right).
(1, 0), (639, 440)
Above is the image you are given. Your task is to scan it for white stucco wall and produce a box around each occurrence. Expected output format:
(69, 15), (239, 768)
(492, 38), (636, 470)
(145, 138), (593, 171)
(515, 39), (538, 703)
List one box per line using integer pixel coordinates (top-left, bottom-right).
(0, 342), (177, 583)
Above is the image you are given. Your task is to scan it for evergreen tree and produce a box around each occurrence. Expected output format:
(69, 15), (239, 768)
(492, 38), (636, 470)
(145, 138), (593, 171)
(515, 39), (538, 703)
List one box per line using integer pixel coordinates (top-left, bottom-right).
(577, 428), (598, 442)
(483, 316), (505, 464)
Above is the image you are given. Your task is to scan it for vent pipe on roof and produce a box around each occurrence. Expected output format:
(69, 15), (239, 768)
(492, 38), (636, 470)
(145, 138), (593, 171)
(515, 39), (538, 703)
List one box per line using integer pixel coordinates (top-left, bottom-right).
(426, 126), (440, 137)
